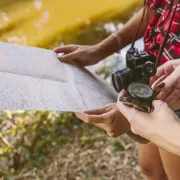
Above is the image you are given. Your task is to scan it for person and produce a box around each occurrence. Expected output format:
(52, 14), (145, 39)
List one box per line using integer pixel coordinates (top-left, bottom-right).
(117, 60), (180, 157)
(54, 0), (180, 179)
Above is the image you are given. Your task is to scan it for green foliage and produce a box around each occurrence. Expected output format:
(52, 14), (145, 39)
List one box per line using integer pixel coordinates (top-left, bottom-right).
(109, 138), (125, 153)
(0, 111), (81, 178)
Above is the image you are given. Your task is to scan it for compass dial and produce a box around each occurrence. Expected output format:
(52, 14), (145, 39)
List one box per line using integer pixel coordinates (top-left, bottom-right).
(128, 83), (153, 98)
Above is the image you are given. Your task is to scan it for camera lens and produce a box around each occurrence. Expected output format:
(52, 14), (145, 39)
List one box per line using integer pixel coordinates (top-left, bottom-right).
(112, 68), (133, 92)
(112, 73), (121, 92)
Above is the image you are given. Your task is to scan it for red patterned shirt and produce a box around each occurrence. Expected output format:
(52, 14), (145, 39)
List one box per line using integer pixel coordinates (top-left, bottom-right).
(144, 0), (180, 64)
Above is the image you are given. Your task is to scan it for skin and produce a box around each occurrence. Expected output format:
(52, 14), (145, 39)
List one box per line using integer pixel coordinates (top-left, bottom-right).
(138, 144), (168, 180)
(54, 5), (180, 180)
(150, 60), (180, 104)
(75, 90), (130, 137)
(75, 103), (130, 137)
(54, 8), (152, 66)
(117, 100), (180, 156)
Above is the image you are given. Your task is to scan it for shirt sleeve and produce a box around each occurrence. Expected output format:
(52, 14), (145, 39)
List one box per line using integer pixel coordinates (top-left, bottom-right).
(146, 0), (155, 10)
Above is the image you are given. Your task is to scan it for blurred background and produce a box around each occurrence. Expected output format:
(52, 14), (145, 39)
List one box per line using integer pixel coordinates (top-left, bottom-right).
(0, 0), (144, 179)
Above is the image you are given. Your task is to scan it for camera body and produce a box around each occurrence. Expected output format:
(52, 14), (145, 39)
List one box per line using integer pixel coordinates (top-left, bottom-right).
(112, 48), (157, 144)
(112, 48), (157, 93)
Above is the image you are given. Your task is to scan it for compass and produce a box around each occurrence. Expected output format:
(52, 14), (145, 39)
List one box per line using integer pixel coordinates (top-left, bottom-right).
(127, 82), (154, 100)
(118, 82), (156, 113)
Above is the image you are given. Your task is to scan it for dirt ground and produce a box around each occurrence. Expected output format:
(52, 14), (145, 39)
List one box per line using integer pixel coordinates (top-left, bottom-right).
(16, 124), (144, 180)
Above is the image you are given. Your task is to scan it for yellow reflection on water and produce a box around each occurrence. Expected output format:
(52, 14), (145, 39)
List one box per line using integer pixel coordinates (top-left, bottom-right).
(0, 0), (142, 48)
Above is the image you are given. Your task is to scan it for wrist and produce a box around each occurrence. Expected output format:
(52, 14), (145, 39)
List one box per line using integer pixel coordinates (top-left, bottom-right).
(97, 34), (122, 58)
(111, 32), (123, 53)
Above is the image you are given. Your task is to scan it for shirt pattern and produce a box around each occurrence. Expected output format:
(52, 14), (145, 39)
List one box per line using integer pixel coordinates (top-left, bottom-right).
(144, 0), (180, 64)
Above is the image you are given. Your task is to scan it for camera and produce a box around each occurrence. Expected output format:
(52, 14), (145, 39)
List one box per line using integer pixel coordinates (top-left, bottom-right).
(112, 48), (157, 92)
(112, 48), (157, 144)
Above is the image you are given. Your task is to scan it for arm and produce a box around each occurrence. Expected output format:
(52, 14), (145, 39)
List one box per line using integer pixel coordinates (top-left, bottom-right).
(98, 7), (153, 57)
(117, 100), (180, 156)
(155, 118), (180, 157)
(54, 7), (153, 65)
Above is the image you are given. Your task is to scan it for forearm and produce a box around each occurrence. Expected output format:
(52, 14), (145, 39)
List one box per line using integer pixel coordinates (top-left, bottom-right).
(97, 7), (153, 57)
(150, 119), (180, 156)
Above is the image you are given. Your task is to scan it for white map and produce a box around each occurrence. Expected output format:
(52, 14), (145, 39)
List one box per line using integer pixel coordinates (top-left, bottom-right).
(0, 42), (118, 112)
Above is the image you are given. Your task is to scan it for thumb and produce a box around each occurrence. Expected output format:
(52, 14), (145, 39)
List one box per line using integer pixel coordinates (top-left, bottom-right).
(119, 89), (127, 96)
(117, 89), (127, 103)
(58, 51), (78, 63)
(117, 101), (149, 124)
(116, 102), (133, 121)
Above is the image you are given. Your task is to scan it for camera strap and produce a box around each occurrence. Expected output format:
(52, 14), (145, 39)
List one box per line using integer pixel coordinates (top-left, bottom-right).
(131, 0), (179, 66)
(131, 0), (147, 49)
(156, 0), (179, 66)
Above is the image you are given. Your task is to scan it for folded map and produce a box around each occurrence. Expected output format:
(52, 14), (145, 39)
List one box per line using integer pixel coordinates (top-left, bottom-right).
(0, 42), (118, 112)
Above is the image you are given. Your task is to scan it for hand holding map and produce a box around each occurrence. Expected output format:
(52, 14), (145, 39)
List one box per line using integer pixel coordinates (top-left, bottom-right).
(0, 42), (117, 112)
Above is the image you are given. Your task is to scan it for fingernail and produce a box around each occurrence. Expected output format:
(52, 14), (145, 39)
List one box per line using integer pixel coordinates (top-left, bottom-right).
(157, 83), (165, 88)
(57, 53), (64, 58)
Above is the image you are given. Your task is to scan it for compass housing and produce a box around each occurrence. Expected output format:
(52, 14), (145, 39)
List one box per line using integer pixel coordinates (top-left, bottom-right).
(127, 82), (154, 101)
